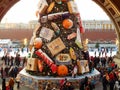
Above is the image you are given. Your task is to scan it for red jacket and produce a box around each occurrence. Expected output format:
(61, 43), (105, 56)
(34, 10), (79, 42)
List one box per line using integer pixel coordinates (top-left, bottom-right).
(109, 73), (115, 81)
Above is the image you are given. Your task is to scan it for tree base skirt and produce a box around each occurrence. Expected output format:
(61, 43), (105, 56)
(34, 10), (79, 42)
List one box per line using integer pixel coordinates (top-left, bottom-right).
(19, 68), (100, 90)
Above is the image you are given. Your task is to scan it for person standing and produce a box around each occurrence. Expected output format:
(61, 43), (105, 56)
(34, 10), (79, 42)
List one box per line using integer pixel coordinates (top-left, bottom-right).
(102, 72), (109, 90)
(22, 57), (27, 67)
(15, 54), (21, 67)
(5, 66), (9, 77)
(1, 67), (4, 79)
(2, 78), (6, 90)
(15, 74), (20, 89)
(10, 56), (14, 66)
(109, 71), (115, 90)
(6, 82), (10, 90)
(9, 77), (14, 90)
(4, 55), (8, 65)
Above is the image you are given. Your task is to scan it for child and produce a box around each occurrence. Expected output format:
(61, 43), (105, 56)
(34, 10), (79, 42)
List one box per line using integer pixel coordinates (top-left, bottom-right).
(6, 82), (10, 90)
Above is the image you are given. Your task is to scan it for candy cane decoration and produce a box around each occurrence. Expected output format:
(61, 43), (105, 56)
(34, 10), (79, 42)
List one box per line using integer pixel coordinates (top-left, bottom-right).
(35, 49), (57, 73)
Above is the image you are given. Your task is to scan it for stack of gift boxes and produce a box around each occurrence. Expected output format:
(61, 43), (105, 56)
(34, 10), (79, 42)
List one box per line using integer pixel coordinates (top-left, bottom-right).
(26, 0), (90, 77)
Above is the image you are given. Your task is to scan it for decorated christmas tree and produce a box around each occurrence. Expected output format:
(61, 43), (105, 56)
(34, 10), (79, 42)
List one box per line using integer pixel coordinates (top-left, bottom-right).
(26, 0), (90, 77)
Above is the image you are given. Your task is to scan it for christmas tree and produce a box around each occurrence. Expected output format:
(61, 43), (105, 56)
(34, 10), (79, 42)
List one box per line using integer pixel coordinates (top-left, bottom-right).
(26, 0), (90, 77)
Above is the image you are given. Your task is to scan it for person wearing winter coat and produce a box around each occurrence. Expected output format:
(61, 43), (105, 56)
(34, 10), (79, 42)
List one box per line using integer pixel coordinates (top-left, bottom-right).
(109, 71), (116, 90)
(102, 72), (109, 90)
(114, 81), (120, 90)
(9, 77), (14, 90)
(6, 82), (10, 90)
(2, 78), (6, 90)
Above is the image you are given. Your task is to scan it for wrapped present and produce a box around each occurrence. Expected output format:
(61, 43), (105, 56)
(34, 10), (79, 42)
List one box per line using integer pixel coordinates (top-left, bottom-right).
(37, 0), (48, 14)
(77, 60), (89, 74)
(67, 1), (78, 14)
(55, 53), (71, 65)
(84, 60), (90, 73)
(47, 37), (66, 56)
(26, 58), (38, 71)
(35, 49), (57, 73)
(39, 27), (54, 41)
(40, 16), (48, 23)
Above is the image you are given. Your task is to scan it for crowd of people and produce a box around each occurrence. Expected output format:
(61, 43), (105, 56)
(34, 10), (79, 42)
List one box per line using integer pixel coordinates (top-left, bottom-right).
(57, 49), (119, 90)
(89, 54), (120, 90)
(0, 47), (120, 90)
(0, 52), (27, 90)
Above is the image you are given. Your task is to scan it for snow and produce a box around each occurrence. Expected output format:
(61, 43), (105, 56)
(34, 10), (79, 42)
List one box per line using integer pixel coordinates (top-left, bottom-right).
(0, 48), (117, 58)
(0, 50), (29, 58)
(88, 51), (117, 57)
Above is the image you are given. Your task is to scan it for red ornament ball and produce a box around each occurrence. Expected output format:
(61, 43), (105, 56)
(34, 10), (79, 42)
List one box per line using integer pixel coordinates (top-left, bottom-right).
(34, 38), (42, 49)
(62, 19), (73, 29)
(57, 65), (68, 76)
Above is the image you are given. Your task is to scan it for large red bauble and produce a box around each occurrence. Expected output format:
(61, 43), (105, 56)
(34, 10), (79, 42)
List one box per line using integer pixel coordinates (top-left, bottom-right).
(50, 64), (58, 74)
(34, 38), (42, 49)
(62, 19), (73, 29)
(57, 65), (68, 76)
